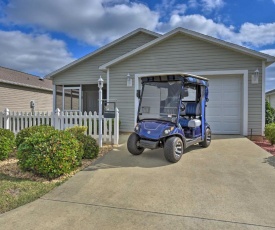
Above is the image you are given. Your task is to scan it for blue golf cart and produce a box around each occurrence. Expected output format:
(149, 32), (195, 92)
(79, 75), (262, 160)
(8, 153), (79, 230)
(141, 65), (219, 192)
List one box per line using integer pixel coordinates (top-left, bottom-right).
(127, 73), (211, 163)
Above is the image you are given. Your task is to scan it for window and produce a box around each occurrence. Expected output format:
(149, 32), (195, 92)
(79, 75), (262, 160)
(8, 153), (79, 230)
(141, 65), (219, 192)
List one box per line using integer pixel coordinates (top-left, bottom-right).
(62, 86), (81, 112)
(182, 86), (196, 102)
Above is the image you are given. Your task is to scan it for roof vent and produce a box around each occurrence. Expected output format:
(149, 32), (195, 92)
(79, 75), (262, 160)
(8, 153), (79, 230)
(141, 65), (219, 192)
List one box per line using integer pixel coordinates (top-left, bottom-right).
(39, 77), (44, 81)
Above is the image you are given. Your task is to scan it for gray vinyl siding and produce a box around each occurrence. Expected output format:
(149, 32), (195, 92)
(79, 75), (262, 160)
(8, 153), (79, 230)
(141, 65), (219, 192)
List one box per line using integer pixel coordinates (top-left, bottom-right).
(109, 33), (263, 134)
(53, 32), (157, 85)
(0, 83), (52, 112)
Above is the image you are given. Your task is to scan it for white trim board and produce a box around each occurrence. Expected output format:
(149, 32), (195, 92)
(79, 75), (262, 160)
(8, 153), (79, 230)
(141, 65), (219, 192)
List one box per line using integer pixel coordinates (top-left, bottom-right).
(134, 70), (248, 136)
(262, 61), (266, 136)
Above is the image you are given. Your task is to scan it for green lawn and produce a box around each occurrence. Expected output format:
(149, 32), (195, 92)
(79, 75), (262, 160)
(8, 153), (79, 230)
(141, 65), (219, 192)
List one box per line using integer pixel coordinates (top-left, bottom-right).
(0, 173), (57, 214)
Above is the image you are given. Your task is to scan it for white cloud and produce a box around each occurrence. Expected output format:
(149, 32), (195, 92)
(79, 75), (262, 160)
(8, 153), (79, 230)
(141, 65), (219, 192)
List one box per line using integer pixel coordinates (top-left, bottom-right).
(157, 14), (275, 47)
(4, 0), (159, 46)
(273, 0), (275, 4)
(157, 14), (235, 41)
(201, 0), (224, 11)
(187, 0), (224, 12)
(237, 23), (275, 47)
(261, 49), (275, 57)
(261, 49), (275, 91)
(156, 0), (187, 17)
(0, 30), (75, 76)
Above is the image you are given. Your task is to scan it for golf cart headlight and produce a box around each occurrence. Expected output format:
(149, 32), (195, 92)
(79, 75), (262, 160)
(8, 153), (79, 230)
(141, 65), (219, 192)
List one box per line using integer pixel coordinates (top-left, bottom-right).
(135, 124), (139, 131)
(163, 127), (174, 135)
(164, 129), (170, 134)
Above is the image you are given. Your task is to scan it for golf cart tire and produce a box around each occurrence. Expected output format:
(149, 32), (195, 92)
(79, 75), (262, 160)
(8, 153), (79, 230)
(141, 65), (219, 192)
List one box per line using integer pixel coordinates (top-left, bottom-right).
(164, 136), (183, 163)
(200, 128), (211, 148)
(127, 133), (145, 155)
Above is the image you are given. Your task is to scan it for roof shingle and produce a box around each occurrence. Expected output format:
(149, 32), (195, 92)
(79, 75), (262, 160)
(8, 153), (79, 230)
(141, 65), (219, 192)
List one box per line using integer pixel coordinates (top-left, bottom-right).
(0, 66), (53, 91)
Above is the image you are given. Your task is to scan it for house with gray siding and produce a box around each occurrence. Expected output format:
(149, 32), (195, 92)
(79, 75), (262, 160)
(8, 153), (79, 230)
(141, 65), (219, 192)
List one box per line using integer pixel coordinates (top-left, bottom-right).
(46, 27), (275, 137)
(0, 66), (53, 112)
(266, 89), (275, 109)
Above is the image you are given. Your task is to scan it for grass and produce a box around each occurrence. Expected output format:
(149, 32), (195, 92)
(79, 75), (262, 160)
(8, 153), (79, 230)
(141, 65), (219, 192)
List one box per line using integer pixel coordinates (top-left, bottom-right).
(0, 173), (58, 214)
(0, 145), (112, 214)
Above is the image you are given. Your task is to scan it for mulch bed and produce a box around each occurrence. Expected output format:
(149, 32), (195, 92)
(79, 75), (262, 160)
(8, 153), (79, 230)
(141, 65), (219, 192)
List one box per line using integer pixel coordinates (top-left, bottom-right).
(0, 145), (113, 183)
(253, 138), (275, 156)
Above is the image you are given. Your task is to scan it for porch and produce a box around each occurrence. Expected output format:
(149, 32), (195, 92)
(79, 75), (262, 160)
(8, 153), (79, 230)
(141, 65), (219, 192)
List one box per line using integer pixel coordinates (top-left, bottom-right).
(53, 84), (107, 113)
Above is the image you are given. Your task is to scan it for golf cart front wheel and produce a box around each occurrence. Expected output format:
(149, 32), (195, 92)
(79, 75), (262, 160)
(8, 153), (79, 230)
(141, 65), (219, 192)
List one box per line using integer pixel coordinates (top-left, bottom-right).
(127, 133), (144, 155)
(200, 128), (211, 148)
(164, 137), (183, 163)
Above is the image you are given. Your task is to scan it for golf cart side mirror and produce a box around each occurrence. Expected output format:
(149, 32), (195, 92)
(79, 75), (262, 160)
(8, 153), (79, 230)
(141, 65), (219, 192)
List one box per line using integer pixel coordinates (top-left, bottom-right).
(136, 90), (141, 99)
(181, 88), (189, 98)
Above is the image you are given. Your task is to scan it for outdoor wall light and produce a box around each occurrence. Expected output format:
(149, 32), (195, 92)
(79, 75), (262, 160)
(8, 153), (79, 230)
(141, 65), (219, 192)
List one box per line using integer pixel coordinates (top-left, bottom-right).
(127, 73), (132, 87)
(251, 68), (259, 84)
(98, 76), (104, 89)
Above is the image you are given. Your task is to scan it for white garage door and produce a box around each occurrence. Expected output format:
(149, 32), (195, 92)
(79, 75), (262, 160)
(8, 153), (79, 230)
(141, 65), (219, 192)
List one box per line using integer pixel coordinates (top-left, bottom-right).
(206, 75), (241, 134)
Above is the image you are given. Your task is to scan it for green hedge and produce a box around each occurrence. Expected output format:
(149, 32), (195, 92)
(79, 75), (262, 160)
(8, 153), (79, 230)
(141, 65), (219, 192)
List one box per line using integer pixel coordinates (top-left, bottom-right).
(0, 129), (15, 160)
(66, 126), (99, 159)
(265, 123), (275, 145)
(17, 130), (83, 179)
(15, 125), (55, 148)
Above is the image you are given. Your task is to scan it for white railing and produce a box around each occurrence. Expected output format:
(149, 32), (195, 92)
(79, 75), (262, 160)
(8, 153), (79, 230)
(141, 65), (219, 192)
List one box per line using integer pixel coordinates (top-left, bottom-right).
(0, 108), (119, 145)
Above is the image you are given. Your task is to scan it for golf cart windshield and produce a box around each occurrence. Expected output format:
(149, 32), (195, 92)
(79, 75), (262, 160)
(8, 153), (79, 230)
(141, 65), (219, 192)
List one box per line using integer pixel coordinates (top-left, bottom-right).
(138, 81), (182, 123)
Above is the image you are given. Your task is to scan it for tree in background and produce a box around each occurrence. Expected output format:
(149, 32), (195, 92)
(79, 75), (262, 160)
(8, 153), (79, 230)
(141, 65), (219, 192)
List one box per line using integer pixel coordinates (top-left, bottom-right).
(266, 100), (275, 124)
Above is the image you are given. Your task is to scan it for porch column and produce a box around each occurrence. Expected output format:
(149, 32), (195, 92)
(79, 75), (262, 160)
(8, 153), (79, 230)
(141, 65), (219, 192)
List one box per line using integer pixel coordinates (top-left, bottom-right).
(53, 84), (56, 112)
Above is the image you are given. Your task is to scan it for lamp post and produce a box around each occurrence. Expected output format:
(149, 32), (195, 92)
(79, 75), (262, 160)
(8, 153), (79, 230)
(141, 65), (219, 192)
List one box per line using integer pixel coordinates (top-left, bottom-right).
(98, 76), (104, 147)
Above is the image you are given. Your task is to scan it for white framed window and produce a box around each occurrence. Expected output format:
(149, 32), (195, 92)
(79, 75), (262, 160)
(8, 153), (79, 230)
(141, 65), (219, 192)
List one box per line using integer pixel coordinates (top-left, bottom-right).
(62, 86), (82, 112)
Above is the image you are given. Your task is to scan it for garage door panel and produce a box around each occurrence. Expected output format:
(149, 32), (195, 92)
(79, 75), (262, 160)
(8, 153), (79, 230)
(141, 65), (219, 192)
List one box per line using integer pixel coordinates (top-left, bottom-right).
(206, 75), (241, 134)
(222, 109), (239, 116)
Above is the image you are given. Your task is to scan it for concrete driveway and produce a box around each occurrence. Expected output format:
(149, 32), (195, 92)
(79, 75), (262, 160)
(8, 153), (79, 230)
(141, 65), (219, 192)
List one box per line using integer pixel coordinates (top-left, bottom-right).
(1, 135), (275, 230)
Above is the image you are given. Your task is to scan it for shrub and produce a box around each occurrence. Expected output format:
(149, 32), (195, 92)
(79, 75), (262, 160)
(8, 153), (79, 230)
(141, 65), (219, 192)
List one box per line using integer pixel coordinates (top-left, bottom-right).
(0, 129), (15, 160)
(266, 100), (275, 124)
(66, 126), (87, 136)
(15, 125), (55, 148)
(265, 123), (275, 145)
(66, 126), (99, 159)
(17, 130), (83, 179)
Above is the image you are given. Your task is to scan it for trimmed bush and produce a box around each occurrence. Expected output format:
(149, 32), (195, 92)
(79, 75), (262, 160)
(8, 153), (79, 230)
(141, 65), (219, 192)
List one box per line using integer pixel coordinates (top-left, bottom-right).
(15, 125), (55, 148)
(66, 126), (87, 136)
(17, 130), (83, 179)
(66, 126), (99, 159)
(265, 123), (275, 145)
(0, 129), (15, 160)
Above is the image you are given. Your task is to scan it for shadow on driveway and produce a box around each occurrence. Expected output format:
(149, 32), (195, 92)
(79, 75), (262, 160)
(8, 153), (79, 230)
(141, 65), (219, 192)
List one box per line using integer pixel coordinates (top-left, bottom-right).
(83, 144), (202, 171)
(263, 155), (275, 168)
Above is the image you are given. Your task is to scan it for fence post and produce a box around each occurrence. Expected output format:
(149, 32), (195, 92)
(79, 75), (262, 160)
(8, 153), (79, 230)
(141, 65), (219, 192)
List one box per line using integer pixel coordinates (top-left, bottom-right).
(55, 108), (61, 130)
(114, 107), (119, 145)
(4, 108), (10, 130)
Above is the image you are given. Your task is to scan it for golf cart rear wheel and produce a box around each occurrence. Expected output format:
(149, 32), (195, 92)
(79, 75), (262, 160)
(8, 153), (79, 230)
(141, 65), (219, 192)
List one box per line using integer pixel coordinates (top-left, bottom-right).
(127, 133), (144, 155)
(200, 128), (211, 148)
(164, 137), (183, 163)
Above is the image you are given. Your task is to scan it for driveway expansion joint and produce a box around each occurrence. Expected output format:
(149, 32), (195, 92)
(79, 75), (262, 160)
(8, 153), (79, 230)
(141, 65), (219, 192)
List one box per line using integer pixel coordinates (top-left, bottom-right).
(40, 197), (275, 229)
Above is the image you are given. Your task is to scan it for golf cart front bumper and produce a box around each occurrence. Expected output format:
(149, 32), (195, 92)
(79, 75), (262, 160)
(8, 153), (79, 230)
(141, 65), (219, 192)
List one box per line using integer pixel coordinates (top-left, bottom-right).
(139, 139), (159, 149)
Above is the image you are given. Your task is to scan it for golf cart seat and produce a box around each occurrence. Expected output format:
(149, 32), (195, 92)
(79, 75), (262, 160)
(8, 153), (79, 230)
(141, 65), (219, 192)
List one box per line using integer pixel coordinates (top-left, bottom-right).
(179, 102), (201, 128)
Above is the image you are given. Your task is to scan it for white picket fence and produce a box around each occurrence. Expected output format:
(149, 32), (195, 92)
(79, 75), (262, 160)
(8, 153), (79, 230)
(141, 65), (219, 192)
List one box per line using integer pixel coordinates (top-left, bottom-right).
(0, 108), (119, 145)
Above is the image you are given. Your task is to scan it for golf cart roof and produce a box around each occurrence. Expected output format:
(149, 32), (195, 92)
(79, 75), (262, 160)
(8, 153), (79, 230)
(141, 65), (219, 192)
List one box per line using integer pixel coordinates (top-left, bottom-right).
(140, 72), (208, 81)
(140, 72), (209, 86)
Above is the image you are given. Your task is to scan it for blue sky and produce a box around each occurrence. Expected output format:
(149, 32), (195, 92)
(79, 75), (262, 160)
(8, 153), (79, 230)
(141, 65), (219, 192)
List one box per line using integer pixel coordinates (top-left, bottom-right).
(0, 0), (275, 91)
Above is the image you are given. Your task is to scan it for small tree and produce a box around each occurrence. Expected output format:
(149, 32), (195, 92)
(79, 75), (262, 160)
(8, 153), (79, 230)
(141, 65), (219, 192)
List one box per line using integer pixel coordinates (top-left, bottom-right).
(265, 100), (275, 124)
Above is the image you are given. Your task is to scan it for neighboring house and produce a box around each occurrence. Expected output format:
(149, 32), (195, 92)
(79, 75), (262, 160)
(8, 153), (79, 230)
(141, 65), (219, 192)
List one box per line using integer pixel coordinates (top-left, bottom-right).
(266, 89), (275, 108)
(46, 27), (275, 136)
(0, 66), (53, 112)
